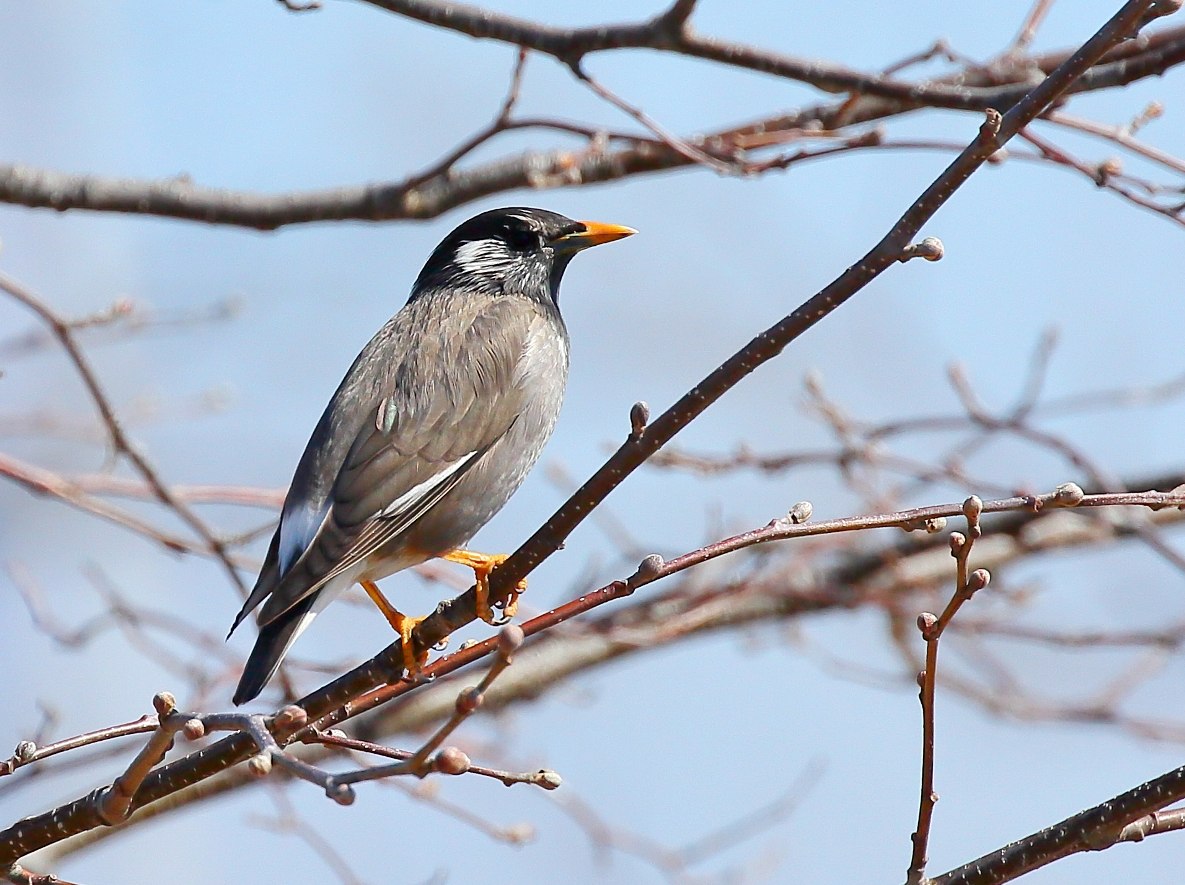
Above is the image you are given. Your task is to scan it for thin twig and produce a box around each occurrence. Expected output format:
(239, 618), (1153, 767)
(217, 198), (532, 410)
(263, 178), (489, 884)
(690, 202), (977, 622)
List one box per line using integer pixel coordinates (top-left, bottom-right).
(907, 497), (990, 884)
(0, 273), (248, 597)
(0, 2), (1174, 865)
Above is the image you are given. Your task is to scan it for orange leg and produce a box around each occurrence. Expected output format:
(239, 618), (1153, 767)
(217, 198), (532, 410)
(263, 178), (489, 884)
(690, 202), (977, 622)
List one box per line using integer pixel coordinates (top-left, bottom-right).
(441, 549), (527, 625)
(360, 579), (427, 675)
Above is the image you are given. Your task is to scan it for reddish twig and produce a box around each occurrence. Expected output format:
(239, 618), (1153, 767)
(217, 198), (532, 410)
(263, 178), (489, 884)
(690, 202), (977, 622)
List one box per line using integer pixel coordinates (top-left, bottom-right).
(0, 1), (1175, 867)
(306, 730), (560, 789)
(907, 497), (991, 884)
(0, 717), (157, 779)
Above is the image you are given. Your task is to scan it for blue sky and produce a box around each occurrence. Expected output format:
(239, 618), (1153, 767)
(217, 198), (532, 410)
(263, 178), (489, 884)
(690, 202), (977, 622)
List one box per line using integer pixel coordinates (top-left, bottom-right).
(3, 2), (1185, 883)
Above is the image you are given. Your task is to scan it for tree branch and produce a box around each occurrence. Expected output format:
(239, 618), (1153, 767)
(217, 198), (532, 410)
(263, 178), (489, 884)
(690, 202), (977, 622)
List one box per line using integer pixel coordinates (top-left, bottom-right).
(2, 19), (1183, 228)
(933, 767), (1185, 883)
(0, 0), (1176, 869)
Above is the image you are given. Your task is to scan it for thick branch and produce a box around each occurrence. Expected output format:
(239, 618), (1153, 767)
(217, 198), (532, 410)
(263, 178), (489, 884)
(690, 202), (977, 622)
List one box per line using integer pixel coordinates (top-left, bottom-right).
(2, 21), (1184, 228)
(933, 765), (1185, 883)
(16, 480), (1185, 862)
(0, 0), (1173, 868)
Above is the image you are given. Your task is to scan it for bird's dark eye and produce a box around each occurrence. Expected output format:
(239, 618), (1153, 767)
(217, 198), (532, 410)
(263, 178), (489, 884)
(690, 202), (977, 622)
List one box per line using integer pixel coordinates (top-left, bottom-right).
(505, 226), (539, 252)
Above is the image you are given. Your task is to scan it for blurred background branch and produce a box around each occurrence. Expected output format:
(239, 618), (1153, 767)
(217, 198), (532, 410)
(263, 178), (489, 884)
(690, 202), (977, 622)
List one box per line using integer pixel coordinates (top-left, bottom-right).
(3, 1), (1185, 883)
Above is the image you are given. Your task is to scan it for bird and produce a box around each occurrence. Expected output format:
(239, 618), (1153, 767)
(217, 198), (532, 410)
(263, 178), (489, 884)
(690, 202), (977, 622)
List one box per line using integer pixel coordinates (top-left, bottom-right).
(227, 207), (635, 705)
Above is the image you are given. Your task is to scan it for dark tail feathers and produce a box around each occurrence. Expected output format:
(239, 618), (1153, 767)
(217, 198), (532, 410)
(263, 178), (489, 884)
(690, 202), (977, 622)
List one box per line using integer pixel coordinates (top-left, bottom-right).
(232, 594), (317, 705)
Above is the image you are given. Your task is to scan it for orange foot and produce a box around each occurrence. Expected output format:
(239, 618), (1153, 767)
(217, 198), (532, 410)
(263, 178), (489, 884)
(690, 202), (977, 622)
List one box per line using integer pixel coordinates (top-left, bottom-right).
(360, 579), (427, 675)
(442, 549), (527, 625)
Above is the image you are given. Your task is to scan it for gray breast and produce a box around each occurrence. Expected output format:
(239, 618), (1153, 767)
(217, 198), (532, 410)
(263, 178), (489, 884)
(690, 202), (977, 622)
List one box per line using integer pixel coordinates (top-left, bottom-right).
(386, 311), (569, 560)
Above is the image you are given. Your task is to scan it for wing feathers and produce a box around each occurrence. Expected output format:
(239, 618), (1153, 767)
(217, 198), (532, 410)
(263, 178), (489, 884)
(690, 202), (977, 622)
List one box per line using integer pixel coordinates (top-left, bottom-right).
(247, 296), (541, 629)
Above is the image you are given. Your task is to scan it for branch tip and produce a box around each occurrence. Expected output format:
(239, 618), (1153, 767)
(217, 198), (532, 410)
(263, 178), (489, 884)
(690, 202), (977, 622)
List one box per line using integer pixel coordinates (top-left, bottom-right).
(961, 495), (984, 521)
(629, 401), (650, 438)
(535, 769), (563, 790)
(898, 236), (945, 263)
(152, 692), (176, 718)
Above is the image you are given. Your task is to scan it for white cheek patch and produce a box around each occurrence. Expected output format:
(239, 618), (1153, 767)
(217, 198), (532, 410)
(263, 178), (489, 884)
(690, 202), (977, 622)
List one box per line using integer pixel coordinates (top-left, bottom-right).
(455, 239), (511, 273)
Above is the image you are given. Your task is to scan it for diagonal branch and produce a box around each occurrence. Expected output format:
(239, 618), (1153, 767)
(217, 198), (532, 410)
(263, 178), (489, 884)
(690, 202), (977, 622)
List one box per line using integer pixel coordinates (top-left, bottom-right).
(0, 274), (249, 597)
(415, 0), (1182, 687)
(933, 766), (1185, 883)
(0, 0), (1175, 869)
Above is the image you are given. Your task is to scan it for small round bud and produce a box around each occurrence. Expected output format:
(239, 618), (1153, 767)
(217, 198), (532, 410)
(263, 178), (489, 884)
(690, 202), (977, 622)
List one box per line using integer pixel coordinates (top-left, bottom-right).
(327, 782), (355, 806)
(182, 719), (206, 740)
(962, 496), (983, 521)
(789, 501), (813, 524)
(949, 532), (966, 554)
(535, 769), (563, 790)
(247, 753), (273, 778)
(1053, 482), (1084, 506)
(274, 705), (308, 730)
(968, 568), (991, 592)
(900, 237), (945, 263)
(15, 741), (36, 762)
(456, 687), (484, 715)
(923, 516), (947, 534)
(435, 747), (471, 775)
(629, 401), (650, 437)
(152, 692), (177, 717)
(918, 236), (944, 261)
(916, 669), (927, 688)
(1096, 157), (1122, 182)
(917, 612), (938, 638)
(630, 554), (665, 586)
(498, 624), (525, 657)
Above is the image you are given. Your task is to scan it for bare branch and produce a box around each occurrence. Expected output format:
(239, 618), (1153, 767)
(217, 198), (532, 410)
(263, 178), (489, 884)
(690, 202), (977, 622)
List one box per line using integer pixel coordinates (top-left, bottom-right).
(0, 1), (1176, 868)
(2, 20), (1184, 227)
(934, 766), (1185, 883)
(908, 498), (990, 884)
(0, 273), (248, 596)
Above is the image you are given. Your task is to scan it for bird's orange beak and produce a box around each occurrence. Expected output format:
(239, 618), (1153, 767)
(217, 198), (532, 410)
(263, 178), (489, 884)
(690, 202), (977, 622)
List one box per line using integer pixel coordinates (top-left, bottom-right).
(556, 221), (637, 251)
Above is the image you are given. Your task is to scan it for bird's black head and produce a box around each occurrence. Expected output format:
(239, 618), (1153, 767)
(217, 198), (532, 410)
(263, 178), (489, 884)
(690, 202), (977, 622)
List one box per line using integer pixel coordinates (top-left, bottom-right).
(412, 207), (634, 307)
